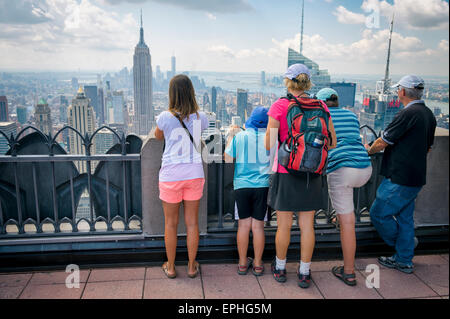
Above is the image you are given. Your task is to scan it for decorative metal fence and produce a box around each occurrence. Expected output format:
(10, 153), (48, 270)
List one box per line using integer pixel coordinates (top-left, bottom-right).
(207, 125), (382, 231)
(0, 125), (142, 238)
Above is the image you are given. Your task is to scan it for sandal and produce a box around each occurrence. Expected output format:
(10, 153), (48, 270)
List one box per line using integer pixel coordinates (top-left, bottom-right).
(188, 262), (200, 279)
(162, 262), (177, 279)
(332, 266), (357, 286)
(252, 265), (264, 276)
(237, 257), (253, 275)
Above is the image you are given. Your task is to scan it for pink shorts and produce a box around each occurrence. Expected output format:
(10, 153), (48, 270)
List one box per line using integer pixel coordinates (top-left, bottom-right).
(159, 178), (205, 204)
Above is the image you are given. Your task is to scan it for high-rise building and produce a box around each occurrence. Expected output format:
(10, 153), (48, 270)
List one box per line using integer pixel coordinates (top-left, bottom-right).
(0, 122), (17, 154)
(59, 95), (69, 123)
(94, 128), (115, 154)
(211, 87), (217, 113)
(133, 11), (153, 136)
(287, 1), (330, 95)
(237, 89), (248, 122)
(16, 105), (27, 124)
(97, 85), (105, 125)
(0, 96), (8, 122)
(84, 85), (99, 121)
(71, 78), (79, 91)
(232, 116), (242, 127)
(112, 91), (125, 124)
(67, 86), (96, 173)
(171, 56), (176, 77)
(202, 92), (210, 111)
(34, 98), (52, 136)
(261, 71), (266, 87)
(330, 82), (356, 108)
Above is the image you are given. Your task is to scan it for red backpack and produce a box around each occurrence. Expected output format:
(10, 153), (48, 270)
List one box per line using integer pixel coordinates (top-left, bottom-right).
(278, 93), (331, 176)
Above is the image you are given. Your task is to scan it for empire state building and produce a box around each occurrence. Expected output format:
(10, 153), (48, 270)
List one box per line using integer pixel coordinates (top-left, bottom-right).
(133, 11), (153, 135)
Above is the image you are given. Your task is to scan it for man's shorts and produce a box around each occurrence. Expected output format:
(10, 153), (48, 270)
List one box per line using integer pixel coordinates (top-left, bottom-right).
(234, 187), (269, 221)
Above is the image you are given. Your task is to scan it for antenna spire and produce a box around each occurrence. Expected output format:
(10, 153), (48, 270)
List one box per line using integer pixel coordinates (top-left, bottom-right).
(383, 14), (394, 94)
(139, 9), (144, 44)
(140, 9), (143, 28)
(300, 0), (304, 55)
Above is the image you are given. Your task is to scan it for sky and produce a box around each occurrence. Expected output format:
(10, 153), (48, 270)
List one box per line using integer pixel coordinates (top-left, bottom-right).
(0, 0), (449, 77)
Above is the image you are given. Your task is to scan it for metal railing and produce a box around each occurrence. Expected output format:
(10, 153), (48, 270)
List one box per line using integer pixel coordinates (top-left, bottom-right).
(207, 125), (382, 231)
(0, 125), (142, 238)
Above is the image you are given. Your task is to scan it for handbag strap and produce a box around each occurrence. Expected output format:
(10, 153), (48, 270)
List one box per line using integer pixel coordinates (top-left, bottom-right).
(170, 111), (201, 153)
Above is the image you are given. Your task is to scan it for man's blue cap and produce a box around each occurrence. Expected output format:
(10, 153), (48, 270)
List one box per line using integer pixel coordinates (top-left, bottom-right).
(245, 107), (269, 130)
(284, 63), (311, 80)
(391, 75), (425, 89)
(316, 88), (339, 101)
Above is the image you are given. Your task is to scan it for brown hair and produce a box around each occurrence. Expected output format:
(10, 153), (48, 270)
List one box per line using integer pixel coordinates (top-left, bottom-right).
(283, 73), (313, 92)
(325, 95), (339, 108)
(169, 74), (199, 120)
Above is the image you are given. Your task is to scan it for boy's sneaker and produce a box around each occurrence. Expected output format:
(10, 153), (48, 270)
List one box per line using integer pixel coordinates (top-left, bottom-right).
(378, 256), (414, 274)
(271, 259), (287, 283)
(297, 271), (312, 289)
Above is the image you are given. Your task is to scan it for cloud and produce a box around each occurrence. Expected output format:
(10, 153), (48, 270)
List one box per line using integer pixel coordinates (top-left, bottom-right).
(100, 0), (254, 13)
(335, 0), (449, 30)
(206, 13), (217, 20)
(334, 5), (366, 24)
(0, 0), (53, 24)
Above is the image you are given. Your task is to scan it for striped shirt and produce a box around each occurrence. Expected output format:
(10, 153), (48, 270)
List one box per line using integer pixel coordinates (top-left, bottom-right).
(327, 107), (371, 174)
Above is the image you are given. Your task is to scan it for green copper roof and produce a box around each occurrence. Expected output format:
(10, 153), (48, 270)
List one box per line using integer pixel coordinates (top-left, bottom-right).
(38, 98), (47, 105)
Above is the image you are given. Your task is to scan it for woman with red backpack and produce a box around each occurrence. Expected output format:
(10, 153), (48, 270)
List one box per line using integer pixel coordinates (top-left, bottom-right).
(265, 64), (337, 288)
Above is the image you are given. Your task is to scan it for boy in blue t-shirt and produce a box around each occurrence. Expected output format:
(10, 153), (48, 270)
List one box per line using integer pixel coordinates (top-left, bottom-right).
(224, 107), (271, 276)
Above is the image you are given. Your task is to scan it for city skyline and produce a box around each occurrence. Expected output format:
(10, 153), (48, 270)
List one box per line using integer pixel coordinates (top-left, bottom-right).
(0, 0), (448, 77)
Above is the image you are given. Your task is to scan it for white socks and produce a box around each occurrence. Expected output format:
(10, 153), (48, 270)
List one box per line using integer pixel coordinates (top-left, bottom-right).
(299, 261), (311, 275)
(275, 256), (286, 270)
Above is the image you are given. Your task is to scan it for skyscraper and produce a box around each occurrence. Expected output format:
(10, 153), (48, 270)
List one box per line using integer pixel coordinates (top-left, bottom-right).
(171, 56), (176, 77)
(112, 91), (125, 124)
(67, 86), (96, 173)
(330, 82), (356, 108)
(84, 85), (99, 121)
(97, 85), (105, 125)
(287, 0), (330, 95)
(0, 96), (8, 122)
(59, 95), (69, 123)
(237, 89), (248, 123)
(133, 10), (153, 136)
(211, 87), (217, 113)
(34, 98), (52, 136)
(16, 105), (27, 124)
(261, 71), (266, 87)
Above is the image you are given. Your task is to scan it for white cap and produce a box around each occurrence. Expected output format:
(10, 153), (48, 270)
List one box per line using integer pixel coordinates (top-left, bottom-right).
(391, 75), (425, 89)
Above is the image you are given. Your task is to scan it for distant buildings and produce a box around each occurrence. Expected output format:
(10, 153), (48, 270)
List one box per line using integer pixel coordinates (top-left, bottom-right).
(171, 56), (176, 78)
(132, 11), (153, 136)
(211, 87), (217, 113)
(67, 87), (96, 173)
(71, 77), (79, 91)
(330, 82), (356, 108)
(34, 98), (52, 136)
(94, 128), (115, 154)
(59, 95), (69, 124)
(0, 96), (8, 122)
(261, 71), (266, 87)
(237, 89), (248, 123)
(97, 85), (105, 125)
(0, 122), (16, 154)
(84, 85), (99, 122)
(112, 91), (125, 124)
(231, 116), (242, 127)
(16, 105), (27, 124)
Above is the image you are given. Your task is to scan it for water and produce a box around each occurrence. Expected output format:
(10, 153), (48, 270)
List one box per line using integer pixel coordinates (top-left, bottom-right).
(424, 99), (449, 115)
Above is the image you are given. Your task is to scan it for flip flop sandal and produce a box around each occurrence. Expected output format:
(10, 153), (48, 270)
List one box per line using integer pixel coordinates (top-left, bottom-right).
(332, 266), (357, 286)
(237, 257), (253, 275)
(188, 262), (200, 279)
(252, 265), (264, 276)
(162, 262), (177, 279)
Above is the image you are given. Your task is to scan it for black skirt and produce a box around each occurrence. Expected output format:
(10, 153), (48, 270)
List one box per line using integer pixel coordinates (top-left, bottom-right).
(267, 172), (326, 212)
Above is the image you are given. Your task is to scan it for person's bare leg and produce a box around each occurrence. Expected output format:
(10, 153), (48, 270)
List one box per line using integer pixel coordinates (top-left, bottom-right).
(251, 218), (265, 267)
(338, 213), (356, 279)
(275, 212), (294, 260)
(298, 211), (315, 263)
(183, 200), (200, 275)
(162, 201), (181, 276)
(237, 218), (252, 266)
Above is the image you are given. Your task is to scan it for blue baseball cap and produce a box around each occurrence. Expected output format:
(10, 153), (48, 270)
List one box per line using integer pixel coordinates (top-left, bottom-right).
(245, 107), (269, 130)
(316, 88), (339, 101)
(284, 63), (311, 80)
(391, 75), (425, 89)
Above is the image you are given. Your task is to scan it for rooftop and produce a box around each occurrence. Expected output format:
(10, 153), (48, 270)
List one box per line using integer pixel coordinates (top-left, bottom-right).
(0, 254), (448, 299)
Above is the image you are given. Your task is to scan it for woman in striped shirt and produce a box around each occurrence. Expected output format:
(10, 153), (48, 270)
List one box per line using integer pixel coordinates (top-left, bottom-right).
(316, 88), (372, 287)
